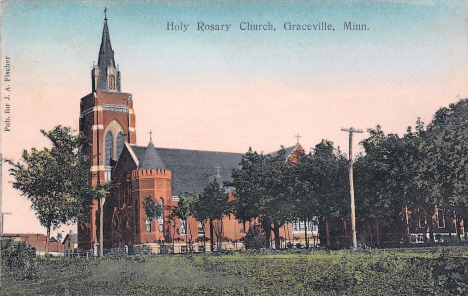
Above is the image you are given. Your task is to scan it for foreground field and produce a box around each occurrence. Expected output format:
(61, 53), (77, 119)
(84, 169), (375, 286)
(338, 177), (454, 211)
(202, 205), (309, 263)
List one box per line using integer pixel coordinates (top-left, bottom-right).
(3, 247), (468, 295)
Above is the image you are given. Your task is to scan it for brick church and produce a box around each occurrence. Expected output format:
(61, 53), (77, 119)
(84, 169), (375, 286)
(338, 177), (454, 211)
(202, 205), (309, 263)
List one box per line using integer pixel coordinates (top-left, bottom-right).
(78, 13), (309, 252)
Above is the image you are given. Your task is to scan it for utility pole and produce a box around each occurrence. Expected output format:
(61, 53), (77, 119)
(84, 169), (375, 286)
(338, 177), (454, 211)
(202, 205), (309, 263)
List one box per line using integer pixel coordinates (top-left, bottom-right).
(99, 196), (105, 257)
(1, 212), (11, 236)
(341, 127), (363, 250)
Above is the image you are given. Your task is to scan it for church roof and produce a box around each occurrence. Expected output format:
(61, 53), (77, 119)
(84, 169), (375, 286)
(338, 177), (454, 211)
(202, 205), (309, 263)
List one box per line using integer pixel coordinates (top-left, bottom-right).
(126, 144), (301, 196)
(136, 140), (166, 169)
(268, 145), (299, 158)
(130, 145), (242, 196)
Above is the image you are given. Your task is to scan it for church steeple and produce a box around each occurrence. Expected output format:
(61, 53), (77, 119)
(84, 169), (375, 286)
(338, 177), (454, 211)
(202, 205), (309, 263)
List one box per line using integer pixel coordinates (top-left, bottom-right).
(92, 7), (121, 92)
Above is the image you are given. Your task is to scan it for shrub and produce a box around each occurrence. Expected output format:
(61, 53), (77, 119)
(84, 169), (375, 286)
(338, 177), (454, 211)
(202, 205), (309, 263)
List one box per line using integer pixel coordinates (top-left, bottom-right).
(244, 234), (268, 250)
(1, 240), (38, 279)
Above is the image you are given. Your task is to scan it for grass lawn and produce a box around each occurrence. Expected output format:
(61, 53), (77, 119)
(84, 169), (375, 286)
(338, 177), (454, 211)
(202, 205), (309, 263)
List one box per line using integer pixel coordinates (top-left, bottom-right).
(3, 247), (468, 295)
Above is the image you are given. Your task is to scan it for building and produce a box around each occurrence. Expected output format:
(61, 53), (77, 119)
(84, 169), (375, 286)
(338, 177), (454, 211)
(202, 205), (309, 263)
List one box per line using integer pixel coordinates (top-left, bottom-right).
(78, 12), (315, 252)
(2, 233), (63, 255)
(62, 231), (78, 257)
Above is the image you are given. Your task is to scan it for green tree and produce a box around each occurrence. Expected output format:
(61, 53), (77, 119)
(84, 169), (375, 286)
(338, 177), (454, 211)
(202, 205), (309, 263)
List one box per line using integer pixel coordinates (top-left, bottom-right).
(192, 180), (229, 251)
(143, 196), (162, 220)
(354, 125), (418, 245)
(231, 148), (266, 225)
(8, 126), (94, 256)
(422, 100), (468, 241)
(295, 140), (348, 248)
(231, 147), (294, 249)
(1, 240), (37, 279)
(172, 193), (198, 247)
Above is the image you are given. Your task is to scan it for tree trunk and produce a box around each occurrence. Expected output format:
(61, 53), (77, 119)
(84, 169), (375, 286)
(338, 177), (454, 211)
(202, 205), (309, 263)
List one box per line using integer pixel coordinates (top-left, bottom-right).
(46, 225), (50, 257)
(455, 213), (461, 243)
(218, 219), (223, 250)
(172, 221), (176, 252)
(99, 196), (105, 257)
(304, 219), (309, 249)
(186, 219), (189, 249)
(209, 219), (214, 252)
(261, 218), (272, 248)
(273, 221), (281, 249)
(325, 217), (330, 247)
(367, 221), (373, 247)
(405, 205), (410, 237)
(376, 218), (380, 248)
(426, 212), (434, 243)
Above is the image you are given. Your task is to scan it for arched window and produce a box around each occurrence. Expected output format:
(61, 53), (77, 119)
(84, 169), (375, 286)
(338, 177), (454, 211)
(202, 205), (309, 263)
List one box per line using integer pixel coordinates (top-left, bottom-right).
(109, 75), (115, 90)
(158, 199), (164, 232)
(104, 131), (113, 166)
(116, 132), (125, 160)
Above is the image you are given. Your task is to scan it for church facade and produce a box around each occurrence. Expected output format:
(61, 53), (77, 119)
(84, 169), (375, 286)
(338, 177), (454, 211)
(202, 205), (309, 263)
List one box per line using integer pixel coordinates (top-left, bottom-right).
(78, 14), (313, 252)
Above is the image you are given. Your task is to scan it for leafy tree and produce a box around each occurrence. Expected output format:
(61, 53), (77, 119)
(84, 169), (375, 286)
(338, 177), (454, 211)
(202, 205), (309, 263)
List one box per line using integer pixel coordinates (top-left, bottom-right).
(143, 197), (162, 220)
(355, 110), (468, 244)
(422, 100), (468, 241)
(354, 125), (419, 245)
(294, 140), (348, 248)
(192, 180), (229, 251)
(231, 148), (267, 225)
(232, 147), (294, 249)
(291, 150), (317, 248)
(8, 126), (94, 256)
(1, 240), (37, 279)
(172, 192), (198, 246)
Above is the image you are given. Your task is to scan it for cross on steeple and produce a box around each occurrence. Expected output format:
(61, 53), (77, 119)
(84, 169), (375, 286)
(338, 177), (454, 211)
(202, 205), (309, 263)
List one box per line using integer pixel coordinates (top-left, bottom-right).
(93, 6), (120, 92)
(149, 130), (152, 141)
(295, 133), (301, 145)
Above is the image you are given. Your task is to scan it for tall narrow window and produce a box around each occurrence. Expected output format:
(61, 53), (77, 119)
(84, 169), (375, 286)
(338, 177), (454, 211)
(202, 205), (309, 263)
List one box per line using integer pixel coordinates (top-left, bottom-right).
(109, 75), (115, 90)
(116, 132), (125, 160)
(146, 219), (151, 232)
(198, 221), (205, 234)
(104, 131), (113, 182)
(104, 131), (113, 166)
(158, 199), (164, 232)
(436, 212), (446, 228)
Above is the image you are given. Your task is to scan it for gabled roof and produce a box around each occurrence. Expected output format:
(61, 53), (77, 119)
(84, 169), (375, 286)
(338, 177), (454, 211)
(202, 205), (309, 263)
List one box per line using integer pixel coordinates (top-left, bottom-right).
(128, 145), (242, 196)
(267, 144), (301, 158)
(62, 234), (78, 245)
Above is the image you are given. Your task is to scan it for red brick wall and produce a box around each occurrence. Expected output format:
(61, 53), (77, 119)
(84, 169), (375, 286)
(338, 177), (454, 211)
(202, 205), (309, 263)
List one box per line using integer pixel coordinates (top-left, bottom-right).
(78, 91), (136, 252)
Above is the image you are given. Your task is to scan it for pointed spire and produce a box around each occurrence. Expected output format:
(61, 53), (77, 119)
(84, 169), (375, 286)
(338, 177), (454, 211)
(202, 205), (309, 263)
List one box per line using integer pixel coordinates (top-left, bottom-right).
(94, 7), (120, 91)
(98, 11), (115, 71)
(139, 139), (166, 169)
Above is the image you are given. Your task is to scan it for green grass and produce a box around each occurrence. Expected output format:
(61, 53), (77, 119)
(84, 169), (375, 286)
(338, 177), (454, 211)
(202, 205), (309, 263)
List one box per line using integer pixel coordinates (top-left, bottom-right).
(3, 247), (468, 295)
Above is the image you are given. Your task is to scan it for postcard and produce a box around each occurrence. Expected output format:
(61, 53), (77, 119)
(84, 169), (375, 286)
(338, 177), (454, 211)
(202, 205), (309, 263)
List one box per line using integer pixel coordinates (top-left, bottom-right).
(1, 1), (468, 294)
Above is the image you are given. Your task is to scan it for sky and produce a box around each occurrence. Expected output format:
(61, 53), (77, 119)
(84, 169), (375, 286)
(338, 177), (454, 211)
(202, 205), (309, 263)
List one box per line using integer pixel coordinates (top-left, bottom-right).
(1, 0), (468, 236)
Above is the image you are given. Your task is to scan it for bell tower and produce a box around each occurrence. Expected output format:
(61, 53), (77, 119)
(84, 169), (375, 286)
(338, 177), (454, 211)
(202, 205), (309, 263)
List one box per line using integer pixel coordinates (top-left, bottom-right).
(78, 9), (137, 252)
(91, 7), (121, 93)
